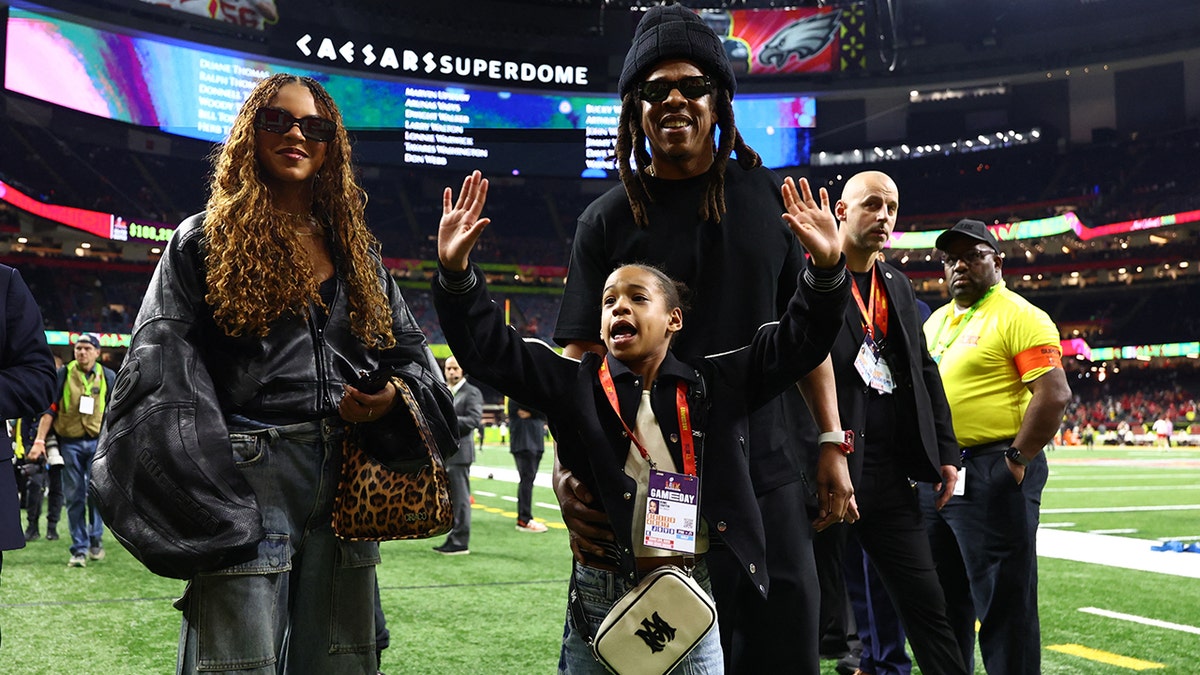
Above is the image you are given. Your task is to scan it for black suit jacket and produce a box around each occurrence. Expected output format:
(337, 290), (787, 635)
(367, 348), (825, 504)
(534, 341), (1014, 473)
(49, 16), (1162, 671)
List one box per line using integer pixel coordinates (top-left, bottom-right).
(0, 265), (57, 552)
(448, 380), (483, 466)
(831, 261), (959, 485)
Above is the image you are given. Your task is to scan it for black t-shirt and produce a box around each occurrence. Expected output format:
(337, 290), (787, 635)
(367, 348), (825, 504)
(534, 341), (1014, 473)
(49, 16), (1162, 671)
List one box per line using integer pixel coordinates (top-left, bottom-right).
(556, 164), (804, 355)
(554, 164), (817, 494)
(850, 269), (918, 469)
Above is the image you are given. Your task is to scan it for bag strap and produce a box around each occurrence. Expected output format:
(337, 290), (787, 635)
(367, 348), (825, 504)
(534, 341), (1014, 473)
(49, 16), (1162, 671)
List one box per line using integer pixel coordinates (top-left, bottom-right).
(568, 567), (596, 646)
(598, 359), (696, 476)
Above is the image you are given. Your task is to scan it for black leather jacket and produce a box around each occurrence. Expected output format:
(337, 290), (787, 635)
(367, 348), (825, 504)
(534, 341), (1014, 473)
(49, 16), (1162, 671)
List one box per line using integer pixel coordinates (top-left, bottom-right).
(159, 214), (439, 420)
(92, 213), (439, 579)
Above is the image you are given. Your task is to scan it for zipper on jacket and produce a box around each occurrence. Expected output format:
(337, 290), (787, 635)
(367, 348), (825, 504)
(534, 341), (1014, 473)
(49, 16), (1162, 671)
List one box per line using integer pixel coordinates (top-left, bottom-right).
(316, 325), (332, 410)
(310, 297), (333, 412)
(314, 276), (344, 413)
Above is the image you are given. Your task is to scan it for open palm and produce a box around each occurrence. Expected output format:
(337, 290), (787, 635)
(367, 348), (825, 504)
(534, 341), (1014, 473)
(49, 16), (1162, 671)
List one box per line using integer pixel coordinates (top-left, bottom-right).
(781, 176), (842, 268)
(438, 170), (491, 272)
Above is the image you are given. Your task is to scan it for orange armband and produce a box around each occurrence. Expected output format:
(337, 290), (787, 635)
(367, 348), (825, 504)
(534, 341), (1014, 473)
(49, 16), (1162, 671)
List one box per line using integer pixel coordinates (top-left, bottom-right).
(1014, 344), (1063, 377)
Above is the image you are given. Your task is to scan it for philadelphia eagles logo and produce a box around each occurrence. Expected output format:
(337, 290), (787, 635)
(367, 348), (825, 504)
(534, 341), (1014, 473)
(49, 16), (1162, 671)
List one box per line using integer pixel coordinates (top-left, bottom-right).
(758, 11), (842, 70)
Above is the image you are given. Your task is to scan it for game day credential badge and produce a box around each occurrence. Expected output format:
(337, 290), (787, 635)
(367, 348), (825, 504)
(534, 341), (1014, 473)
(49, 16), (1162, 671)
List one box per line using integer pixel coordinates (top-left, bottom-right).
(644, 470), (699, 553)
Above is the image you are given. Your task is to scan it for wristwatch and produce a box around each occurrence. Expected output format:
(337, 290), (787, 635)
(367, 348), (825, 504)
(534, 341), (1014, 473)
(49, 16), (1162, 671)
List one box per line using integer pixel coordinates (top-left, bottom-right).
(1004, 445), (1030, 466)
(818, 430), (855, 456)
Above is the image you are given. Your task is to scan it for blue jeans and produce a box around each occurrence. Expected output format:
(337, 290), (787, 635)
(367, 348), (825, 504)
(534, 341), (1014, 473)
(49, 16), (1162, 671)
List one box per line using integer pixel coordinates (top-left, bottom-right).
(559, 561), (724, 674)
(176, 418), (379, 674)
(59, 437), (103, 556)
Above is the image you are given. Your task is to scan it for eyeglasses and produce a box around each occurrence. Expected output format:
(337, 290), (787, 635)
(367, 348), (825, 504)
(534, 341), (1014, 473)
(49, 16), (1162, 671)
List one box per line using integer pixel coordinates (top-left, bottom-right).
(940, 249), (994, 267)
(636, 76), (714, 103)
(253, 107), (337, 143)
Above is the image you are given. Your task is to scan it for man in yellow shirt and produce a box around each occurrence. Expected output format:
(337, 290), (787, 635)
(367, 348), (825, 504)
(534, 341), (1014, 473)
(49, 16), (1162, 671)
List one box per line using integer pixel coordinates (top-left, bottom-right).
(920, 219), (1071, 673)
(35, 334), (116, 568)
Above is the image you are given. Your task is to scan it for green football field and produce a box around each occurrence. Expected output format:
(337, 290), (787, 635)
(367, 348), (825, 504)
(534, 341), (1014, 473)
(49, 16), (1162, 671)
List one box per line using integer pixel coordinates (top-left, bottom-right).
(1, 444), (1197, 674)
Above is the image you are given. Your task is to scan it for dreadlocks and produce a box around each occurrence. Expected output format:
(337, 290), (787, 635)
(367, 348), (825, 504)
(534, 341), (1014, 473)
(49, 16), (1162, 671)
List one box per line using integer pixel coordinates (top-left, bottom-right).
(615, 88), (762, 229)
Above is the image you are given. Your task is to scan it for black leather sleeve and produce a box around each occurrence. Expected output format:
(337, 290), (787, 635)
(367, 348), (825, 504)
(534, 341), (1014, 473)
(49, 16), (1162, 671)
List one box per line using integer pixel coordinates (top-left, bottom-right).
(92, 214), (264, 579)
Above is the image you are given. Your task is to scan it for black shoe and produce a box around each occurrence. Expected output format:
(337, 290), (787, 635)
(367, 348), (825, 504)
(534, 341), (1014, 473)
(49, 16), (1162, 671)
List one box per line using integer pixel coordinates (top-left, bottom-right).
(820, 634), (851, 660)
(24, 530), (39, 542)
(432, 543), (469, 556)
(835, 647), (862, 675)
(821, 645), (851, 660)
(46, 530), (59, 541)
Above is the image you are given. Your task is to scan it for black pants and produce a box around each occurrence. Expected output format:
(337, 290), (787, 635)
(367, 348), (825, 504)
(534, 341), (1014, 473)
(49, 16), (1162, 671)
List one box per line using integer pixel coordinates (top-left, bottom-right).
(853, 463), (966, 675)
(814, 521), (851, 656)
(511, 448), (544, 524)
(374, 578), (389, 655)
(709, 479), (820, 674)
(919, 451), (1048, 675)
(23, 464), (63, 534)
(844, 532), (912, 675)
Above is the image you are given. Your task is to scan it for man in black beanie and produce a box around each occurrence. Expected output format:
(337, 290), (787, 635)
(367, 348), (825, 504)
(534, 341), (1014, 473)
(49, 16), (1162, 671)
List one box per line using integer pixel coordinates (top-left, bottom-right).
(552, 3), (855, 673)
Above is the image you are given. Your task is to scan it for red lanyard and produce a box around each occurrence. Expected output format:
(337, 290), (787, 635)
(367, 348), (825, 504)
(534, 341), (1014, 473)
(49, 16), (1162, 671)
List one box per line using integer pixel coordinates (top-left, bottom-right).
(850, 266), (888, 342)
(598, 359), (697, 476)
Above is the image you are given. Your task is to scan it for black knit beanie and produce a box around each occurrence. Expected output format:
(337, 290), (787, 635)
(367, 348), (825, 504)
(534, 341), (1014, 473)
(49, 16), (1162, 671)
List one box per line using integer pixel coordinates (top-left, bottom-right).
(618, 3), (737, 100)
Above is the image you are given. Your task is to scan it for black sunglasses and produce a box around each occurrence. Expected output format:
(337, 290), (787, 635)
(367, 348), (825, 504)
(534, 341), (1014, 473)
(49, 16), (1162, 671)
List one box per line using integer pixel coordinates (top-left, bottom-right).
(253, 107), (337, 143)
(637, 76), (714, 103)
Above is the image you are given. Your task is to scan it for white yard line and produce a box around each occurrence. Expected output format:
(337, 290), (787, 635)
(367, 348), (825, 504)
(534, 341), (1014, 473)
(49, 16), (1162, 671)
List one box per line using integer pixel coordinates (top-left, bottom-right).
(471, 464), (552, 488)
(1079, 607), (1200, 635)
(1042, 504), (1200, 514)
(471, 465), (561, 512)
(469, 463), (1200, 576)
(1038, 529), (1200, 578)
(1048, 473), (1200, 481)
(1047, 485), (1200, 492)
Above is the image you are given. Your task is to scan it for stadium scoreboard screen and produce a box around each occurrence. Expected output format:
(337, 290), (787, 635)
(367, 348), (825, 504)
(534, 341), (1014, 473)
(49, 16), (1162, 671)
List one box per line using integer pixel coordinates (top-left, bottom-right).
(4, 7), (816, 177)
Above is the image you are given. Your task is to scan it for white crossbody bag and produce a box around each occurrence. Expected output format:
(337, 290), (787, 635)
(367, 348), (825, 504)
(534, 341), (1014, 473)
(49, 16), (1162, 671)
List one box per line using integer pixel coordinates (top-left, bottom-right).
(569, 562), (717, 675)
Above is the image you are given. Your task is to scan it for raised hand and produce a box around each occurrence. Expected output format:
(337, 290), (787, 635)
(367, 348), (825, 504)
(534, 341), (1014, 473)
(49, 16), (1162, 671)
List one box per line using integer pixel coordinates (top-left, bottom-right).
(781, 176), (842, 268)
(438, 170), (491, 272)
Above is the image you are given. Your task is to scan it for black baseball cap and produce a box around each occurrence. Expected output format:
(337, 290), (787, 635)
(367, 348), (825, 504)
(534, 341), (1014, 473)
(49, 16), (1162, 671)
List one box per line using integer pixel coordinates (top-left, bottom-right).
(935, 219), (1000, 253)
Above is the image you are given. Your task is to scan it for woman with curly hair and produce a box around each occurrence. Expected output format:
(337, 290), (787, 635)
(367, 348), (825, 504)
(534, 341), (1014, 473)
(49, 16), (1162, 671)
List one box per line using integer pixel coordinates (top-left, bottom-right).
(100, 73), (439, 674)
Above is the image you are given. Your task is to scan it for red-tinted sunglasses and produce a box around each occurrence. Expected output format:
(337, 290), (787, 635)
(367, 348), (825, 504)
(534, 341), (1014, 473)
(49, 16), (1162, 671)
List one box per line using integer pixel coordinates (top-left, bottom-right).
(253, 107), (337, 143)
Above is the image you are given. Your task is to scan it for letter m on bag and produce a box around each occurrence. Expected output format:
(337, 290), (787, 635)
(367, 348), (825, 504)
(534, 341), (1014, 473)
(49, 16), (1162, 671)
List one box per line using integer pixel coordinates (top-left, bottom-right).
(634, 612), (677, 653)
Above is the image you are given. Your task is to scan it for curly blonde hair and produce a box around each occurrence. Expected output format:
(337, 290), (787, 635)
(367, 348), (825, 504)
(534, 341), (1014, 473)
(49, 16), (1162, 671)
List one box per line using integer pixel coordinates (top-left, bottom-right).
(203, 73), (395, 349)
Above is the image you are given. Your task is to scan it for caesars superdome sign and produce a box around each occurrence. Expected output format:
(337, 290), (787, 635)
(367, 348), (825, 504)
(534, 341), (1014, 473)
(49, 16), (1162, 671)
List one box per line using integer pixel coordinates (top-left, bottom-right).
(272, 26), (606, 91)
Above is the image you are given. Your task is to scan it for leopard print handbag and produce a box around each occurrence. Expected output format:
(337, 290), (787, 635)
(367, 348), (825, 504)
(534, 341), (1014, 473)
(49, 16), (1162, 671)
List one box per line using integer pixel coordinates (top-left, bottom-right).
(332, 376), (454, 541)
